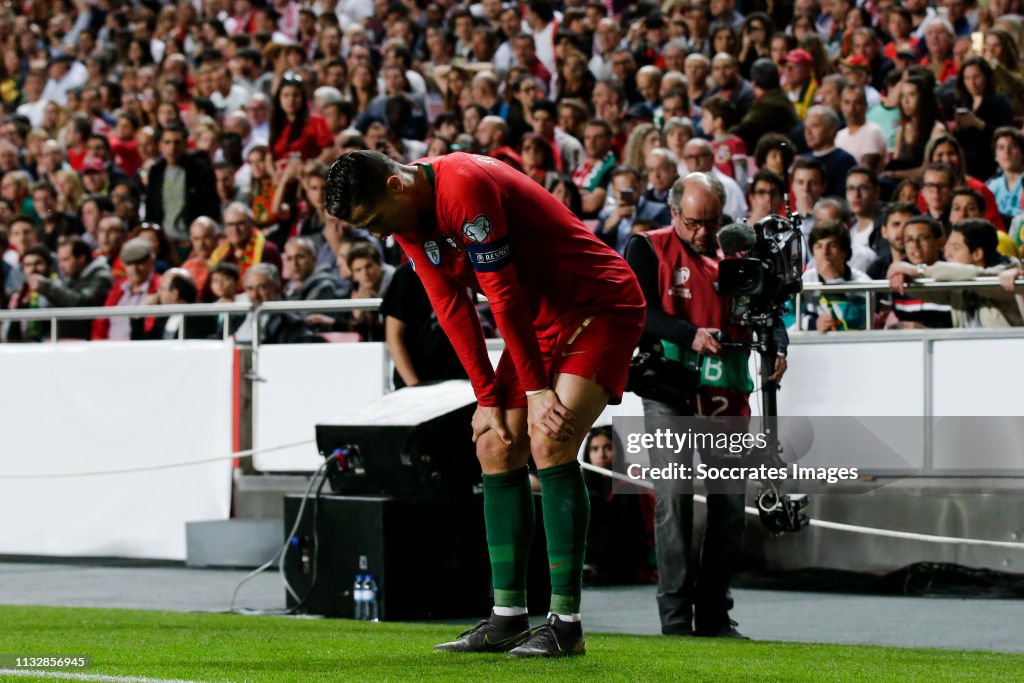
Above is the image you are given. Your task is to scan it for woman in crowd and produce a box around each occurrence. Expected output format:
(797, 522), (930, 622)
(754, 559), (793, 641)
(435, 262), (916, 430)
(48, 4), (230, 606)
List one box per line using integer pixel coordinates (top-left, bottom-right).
(921, 134), (1005, 230)
(519, 133), (559, 189)
(53, 169), (84, 217)
(886, 76), (945, 179)
(921, 17), (959, 84)
(269, 74), (335, 164)
(550, 176), (584, 219)
(769, 32), (796, 74)
(581, 427), (656, 585)
(426, 135), (452, 157)
(738, 13), (772, 77)
(711, 23), (739, 58)
(984, 28), (1024, 117)
(953, 57), (1014, 181)
(556, 50), (595, 102)
(347, 63), (378, 116)
(799, 33), (833, 84)
(624, 123), (664, 171)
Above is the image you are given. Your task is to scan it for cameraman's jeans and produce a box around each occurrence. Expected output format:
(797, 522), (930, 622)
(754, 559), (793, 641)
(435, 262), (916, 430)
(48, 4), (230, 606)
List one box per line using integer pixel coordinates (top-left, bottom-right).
(642, 398), (747, 633)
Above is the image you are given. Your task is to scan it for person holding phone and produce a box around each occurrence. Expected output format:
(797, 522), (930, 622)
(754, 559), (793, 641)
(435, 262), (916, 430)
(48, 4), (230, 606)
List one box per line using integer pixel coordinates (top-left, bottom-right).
(595, 166), (672, 255)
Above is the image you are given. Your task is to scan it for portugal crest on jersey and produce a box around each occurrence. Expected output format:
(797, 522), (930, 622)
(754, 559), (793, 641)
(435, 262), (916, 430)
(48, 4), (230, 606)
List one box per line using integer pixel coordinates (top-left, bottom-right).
(424, 240), (441, 265)
(461, 215), (492, 243)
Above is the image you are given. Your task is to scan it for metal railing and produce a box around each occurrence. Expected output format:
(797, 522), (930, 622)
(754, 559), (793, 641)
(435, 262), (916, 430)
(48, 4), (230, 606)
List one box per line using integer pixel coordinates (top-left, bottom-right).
(0, 299), (384, 343)
(795, 276), (1020, 332)
(0, 277), (1020, 342)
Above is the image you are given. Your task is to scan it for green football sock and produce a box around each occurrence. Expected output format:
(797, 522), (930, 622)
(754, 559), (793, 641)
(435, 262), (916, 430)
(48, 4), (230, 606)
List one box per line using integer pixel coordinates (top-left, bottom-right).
(537, 460), (590, 615)
(481, 467), (534, 608)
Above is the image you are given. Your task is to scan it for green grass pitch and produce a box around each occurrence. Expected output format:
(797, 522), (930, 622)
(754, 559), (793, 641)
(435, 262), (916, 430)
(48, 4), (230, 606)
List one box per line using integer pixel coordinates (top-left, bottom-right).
(0, 605), (1020, 682)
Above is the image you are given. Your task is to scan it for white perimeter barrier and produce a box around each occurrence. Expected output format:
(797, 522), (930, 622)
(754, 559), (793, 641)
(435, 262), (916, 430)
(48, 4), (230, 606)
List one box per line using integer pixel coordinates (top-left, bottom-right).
(252, 342), (389, 471)
(0, 341), (234, 560)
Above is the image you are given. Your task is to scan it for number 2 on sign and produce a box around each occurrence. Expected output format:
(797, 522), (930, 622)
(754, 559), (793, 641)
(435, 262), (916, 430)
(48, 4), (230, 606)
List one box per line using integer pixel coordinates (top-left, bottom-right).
(696, 394), (729, 417)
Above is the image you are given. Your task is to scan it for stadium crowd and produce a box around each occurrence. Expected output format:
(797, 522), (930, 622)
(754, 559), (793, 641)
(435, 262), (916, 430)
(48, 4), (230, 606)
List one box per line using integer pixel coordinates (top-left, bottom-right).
(2, 0), (1024, 341)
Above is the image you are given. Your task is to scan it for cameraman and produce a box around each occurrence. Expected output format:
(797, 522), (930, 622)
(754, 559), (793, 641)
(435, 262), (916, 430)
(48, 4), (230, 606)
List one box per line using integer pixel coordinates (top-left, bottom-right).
(624, 173), (787, 639)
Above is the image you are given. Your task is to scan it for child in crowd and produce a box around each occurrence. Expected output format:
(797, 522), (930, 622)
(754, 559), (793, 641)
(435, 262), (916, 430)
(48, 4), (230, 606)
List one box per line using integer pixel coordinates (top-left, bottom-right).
(210, 262), (243, 303)
(701, 96), (747, 187)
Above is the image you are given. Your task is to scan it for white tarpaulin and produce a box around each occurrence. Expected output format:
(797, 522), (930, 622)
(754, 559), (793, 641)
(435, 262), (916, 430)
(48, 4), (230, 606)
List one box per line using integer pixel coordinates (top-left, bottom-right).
(0, 341), (234, 560)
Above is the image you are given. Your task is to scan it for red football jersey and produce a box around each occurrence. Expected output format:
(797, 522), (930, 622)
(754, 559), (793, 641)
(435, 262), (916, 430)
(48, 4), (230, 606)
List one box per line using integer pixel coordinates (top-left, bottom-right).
(394, 153), (644, 406)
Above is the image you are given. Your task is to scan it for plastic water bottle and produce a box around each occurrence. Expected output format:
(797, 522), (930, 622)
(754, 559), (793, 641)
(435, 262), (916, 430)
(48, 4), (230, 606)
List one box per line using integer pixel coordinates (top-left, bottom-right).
(353, 574), (366, 620)
(364, 574), (379, 622)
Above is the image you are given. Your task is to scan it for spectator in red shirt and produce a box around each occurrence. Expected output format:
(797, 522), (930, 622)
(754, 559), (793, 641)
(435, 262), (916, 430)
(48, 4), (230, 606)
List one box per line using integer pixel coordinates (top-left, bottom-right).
(269, 74), (335, 165)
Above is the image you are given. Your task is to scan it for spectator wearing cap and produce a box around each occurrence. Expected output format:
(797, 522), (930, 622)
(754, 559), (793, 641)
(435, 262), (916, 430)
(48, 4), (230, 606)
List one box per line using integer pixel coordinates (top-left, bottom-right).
(92, 237), (162, 341)
(835, 84), (887, 166)
(731, 59), (800, 153)
(144, 121), (221, 245)
(80, 156), (111, 197)
(838, 54), (881, 108)
(801, 106), (858, 199)
(784, 48), (817, 120)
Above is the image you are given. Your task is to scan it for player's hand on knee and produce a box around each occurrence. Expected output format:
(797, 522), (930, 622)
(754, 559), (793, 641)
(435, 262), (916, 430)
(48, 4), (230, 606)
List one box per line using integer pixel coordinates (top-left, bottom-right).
(472, 405), (512, 445)
(527, 389), (576, 442)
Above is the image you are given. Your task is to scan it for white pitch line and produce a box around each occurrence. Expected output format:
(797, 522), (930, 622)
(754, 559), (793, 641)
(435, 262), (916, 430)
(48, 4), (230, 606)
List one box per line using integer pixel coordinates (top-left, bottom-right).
(0, 670), (212, 683)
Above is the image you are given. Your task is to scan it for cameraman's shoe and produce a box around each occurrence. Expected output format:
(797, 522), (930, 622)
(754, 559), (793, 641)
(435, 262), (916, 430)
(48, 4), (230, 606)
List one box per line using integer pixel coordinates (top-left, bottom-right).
(433, 611), (530, 653)
(695, 618), (749, 640)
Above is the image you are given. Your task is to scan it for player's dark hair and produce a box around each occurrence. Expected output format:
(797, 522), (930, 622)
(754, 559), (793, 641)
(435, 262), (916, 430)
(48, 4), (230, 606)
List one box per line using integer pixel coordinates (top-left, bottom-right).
(325, 151), (398, 223)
